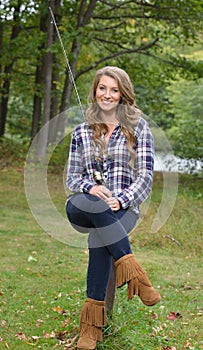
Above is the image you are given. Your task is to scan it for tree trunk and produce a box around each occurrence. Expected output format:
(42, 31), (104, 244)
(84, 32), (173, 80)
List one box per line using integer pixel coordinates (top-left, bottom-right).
(0, 3), (22, 137)
(57, 0), (98, 137)
(31, 3), (49, 141)
(36, 1), (54, 158)
(30, 64), (43, 141)
(0, 21), (3, 137)
(0, 64), (13, 137)
(49, 0), (62, 143)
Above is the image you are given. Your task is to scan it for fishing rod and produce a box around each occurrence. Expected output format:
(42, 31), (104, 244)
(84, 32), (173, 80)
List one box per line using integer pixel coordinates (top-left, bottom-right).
(49, 6), (85, 120)
(49, 7), (105, 185)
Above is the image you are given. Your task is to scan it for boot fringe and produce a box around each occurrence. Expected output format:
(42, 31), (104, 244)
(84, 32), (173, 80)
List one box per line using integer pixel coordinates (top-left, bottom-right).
(115, 254), (161, 305)
(79, 322), (103, 342)
(80, 298), (106, 328)
(128, 274), (152, 300)
(115, 254), (146, 288)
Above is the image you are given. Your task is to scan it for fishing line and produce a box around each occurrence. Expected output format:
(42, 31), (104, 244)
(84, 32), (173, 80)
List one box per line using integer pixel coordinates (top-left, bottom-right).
(49, 7), (106, 185)
(49, 6), (85, 120)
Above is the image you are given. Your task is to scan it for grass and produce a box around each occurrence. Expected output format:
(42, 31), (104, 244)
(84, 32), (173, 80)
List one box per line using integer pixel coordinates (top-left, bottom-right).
(0, 162), (203, 349)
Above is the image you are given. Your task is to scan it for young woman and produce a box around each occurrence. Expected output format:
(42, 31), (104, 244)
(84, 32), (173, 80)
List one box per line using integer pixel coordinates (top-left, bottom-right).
(66, 66), (161, 350)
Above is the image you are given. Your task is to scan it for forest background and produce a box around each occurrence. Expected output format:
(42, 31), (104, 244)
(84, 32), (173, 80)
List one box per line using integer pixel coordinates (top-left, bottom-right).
(0, 2), (203, 349)
(0, 0), (203, 166)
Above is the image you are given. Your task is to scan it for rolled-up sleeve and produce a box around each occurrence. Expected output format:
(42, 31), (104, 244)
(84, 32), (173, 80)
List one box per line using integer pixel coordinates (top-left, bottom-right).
(66, 128), (95, 193)
(116, 119), (154, 208)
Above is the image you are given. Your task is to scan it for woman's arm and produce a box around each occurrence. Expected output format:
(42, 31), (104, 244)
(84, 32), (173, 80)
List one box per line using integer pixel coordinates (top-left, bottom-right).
(116, 118), (154, 209)
(66, 128), (95, 193)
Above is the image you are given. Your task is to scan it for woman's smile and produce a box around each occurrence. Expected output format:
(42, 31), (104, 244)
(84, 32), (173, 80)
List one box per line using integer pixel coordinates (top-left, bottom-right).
(96, 75), (121, 113)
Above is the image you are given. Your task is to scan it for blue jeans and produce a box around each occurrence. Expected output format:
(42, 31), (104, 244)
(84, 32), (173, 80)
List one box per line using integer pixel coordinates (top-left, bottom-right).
(66, 193), (138, 300)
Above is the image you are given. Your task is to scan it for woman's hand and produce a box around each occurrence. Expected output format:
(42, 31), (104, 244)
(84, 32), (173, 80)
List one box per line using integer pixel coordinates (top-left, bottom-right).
(89, 185), (112, 200)
(104, 197), (121, 211)
(89, 185), (120, 211)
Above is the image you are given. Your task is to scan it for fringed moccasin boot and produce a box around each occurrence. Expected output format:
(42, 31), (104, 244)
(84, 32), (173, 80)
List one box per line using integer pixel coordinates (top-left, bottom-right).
(77, 298), (106, 350)
(115, 254), (161, 306)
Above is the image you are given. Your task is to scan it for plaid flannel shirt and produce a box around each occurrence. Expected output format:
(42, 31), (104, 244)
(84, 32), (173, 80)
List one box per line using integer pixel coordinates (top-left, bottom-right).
(66, 116), (154, 214)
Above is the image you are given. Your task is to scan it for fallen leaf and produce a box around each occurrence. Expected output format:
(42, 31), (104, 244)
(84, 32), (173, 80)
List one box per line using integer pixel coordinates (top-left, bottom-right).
(35, 319), (44, 328)
(62, 318), (71, 327)
(197, 311), (203, 316)
(166, 312), (182, 321)
(32, 335), (40, 341)
(0, 320), (6, 327)
(152, 325), (163, 335)
(64, 335), (77, 349)
(53, 305), (67, 315)
(27, 255), (37, 262)
(43, 331), (56, 339)
(55, 330), (68, 341)
(15, 332), (27, 341)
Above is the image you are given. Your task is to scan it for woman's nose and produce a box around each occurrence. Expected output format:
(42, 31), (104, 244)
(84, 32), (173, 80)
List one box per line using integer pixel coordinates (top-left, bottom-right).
(104, 89), (111, 98)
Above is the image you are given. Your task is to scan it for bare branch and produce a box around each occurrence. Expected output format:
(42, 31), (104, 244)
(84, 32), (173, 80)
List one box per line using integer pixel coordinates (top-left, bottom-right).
(164, 235), (184, 249)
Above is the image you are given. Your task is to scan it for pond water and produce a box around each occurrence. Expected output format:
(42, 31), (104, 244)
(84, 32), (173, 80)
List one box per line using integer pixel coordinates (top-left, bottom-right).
(154, 153), (203, 174)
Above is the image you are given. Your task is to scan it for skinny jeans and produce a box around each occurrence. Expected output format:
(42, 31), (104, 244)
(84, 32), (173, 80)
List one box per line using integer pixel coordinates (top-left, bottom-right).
(66, 193), (138, 301)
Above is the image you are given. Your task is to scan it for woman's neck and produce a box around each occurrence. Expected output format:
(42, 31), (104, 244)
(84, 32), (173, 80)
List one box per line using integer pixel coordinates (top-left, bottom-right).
(100, 110), (118, 125)
(103, 122), (118, 142)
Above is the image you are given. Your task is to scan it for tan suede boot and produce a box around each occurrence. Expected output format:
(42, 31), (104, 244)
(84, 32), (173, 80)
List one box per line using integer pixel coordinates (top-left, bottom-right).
(77, 298), (106, 350)
(115, 254), (161, 306)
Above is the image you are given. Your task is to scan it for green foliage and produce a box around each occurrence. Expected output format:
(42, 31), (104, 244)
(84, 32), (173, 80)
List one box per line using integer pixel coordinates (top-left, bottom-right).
(0, 136), (28, 168)
(167, 78), (203, 161)
(1, 0), (203, 163)
(48, 132), (72, 173)
(7, 95), (33, 137)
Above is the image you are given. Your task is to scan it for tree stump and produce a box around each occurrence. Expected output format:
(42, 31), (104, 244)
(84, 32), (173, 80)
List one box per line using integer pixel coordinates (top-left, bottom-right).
(105, 260), (116, 318)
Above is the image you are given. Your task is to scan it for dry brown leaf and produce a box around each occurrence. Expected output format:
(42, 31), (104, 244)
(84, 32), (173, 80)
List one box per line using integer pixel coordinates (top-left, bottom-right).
(166, 311), (182, 321)
(43, 331), (56, 339)
(55, 330), (68, 341)
(53, 305), (67, 315)
(15, 332), (27, 341)
(64, 335), (77, 349)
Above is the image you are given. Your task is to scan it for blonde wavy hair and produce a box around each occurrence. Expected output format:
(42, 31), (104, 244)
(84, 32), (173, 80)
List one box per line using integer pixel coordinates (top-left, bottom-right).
(85, 66), (140, 167)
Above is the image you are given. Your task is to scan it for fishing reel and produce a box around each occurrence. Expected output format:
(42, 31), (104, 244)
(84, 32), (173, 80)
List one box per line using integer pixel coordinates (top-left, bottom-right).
(93, 170), (104, 185)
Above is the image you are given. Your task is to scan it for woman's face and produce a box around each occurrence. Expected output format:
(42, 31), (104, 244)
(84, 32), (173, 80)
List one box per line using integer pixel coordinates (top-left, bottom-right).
(95, 75), (121, 113)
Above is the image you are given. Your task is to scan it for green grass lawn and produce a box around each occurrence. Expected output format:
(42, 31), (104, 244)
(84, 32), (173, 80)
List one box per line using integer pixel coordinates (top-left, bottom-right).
(0, 166), (203, 350)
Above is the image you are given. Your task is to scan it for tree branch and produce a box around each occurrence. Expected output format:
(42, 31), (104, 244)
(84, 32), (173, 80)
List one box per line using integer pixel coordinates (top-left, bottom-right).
(77, 0), (87, 28)
(163, 235), (184, 249)
(83, 0), (98, 25)
(75, 38), (159, 79)
(77, 0), (98, 27)
(93, 21), (125, 31)
(138, 50), (198, 72)
(92, 36), (129, 50)
(96, 0), (196, 19)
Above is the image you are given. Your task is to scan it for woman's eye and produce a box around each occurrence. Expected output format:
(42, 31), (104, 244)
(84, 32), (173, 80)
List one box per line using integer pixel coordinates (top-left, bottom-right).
(112, 89), (119, 93)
